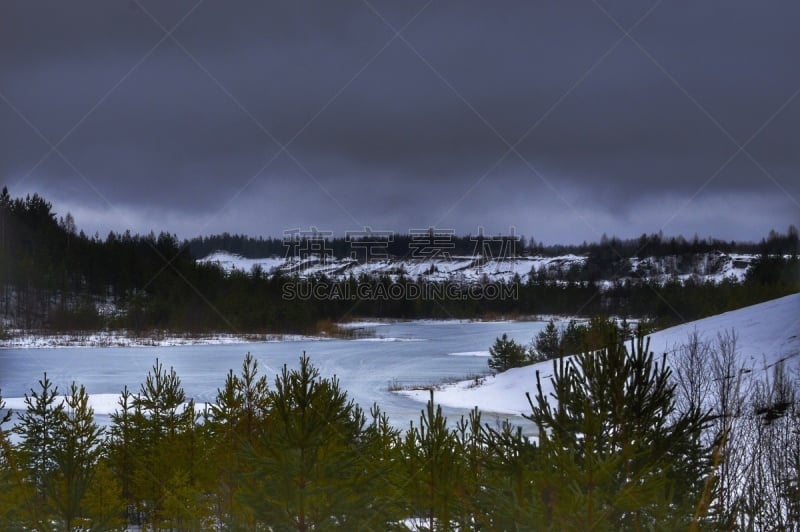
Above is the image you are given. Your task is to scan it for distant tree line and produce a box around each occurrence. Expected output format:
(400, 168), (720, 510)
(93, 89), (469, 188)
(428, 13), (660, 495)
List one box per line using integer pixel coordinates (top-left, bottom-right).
(1, 187), (797, 336)
(489, 315), (652, 372)
(1, 332), (797, 529)
(187, 227), (798, 261)
(188, 230), (528, 260)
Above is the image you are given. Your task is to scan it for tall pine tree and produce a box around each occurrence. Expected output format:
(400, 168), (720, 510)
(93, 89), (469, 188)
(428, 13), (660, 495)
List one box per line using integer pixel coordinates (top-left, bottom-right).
(50, 383), (103, 529)
(13, 372), (65, 519)
(527, 333), (710, 528)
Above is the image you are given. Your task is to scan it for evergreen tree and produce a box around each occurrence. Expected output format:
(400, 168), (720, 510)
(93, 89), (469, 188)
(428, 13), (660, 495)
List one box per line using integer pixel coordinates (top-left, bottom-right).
(13, 372), (65, 511)
(0, 387), (23, 527)
(533, 319), (561, 361)
(241, 354), (385, 529)
(50, 382), (104, 530)
(358, 405), (406, 528)
(452, 408), (491, 528)
(559, 319), (585, 355)
(134, 358), (186, 439)
(488, 333), (530, 373)
(81, 459), (126, 531)
(401, 391), (462, 530)
(480, 420), (543, 528)
(527, 333), (710, 528)
(107, 386), (138, 514)
(128, 359), (198, 528)
(208, 353), (270, 529)
(161, 469), (214, 530)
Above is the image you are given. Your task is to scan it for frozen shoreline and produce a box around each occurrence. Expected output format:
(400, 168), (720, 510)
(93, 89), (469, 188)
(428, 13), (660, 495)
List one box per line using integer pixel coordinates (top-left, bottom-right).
(0, 330), (330, 349)
(0, 316), (550, 349)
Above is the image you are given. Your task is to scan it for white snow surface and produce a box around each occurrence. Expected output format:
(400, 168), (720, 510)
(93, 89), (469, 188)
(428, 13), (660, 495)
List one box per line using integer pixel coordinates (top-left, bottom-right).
(397, 293), (800, 416)
(449, 351), (491, 357)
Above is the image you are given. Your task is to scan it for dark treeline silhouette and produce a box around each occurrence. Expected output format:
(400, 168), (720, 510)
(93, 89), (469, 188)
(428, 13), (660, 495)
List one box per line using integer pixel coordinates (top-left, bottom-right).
(188, 231), (526, 260)
(187, 227), (799, 260)
(1, 187), (798, 334)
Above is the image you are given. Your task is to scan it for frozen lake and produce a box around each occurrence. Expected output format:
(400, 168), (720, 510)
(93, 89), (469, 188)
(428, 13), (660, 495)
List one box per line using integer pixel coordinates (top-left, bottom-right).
(0, 320), (548, 432)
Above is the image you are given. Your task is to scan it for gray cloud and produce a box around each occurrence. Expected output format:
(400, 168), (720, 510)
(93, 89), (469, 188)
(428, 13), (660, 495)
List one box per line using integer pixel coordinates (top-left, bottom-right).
(2, 0), (798, 244)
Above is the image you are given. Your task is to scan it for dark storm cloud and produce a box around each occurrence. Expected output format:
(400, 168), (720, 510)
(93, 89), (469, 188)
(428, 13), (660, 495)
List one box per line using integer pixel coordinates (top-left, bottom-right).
(1, 0), (798, 243)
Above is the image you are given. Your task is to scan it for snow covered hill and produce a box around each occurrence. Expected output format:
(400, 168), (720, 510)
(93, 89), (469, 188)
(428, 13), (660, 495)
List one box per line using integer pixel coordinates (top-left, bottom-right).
(198, 250), (758, 285)
(397, 293), (800, 416)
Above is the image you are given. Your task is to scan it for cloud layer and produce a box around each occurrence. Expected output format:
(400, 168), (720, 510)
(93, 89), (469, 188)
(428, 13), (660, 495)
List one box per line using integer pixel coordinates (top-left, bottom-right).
(2, 1), (798, 243)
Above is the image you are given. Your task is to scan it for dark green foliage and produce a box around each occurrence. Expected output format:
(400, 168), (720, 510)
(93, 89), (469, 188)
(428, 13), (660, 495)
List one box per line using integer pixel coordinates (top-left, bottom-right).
(0, 388), (22, 525)
(13, 372), (65, 507)
(0, 342), (794, 529)
(527, 332), (710, 528)
(206, 352), (270, 528)
(107, 359), (214, 529)
(81, 459), (126, 530)
(133, 358), (187, 439)
(488, 333), (530, 372)
(746, 254), (799, 288)
(401, 391), (462, 530)
(479, 420), (542, 528)
(107, 386), (136, 506)
(533, 319), (561, 361)
(240, 353), (394, 529)
(50, 382), (104, 530)
(537, 315), (655, 360)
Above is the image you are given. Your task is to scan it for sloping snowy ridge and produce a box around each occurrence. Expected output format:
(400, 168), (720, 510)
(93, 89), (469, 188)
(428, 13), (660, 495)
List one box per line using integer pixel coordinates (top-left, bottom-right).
(397, 293), (800, 416)
(198, 250), (759, 285)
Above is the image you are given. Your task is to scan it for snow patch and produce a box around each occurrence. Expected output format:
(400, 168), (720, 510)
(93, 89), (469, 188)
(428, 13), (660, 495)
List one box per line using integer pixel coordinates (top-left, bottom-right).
(448, 351), (490, 357)
(0, 331), (328, 349)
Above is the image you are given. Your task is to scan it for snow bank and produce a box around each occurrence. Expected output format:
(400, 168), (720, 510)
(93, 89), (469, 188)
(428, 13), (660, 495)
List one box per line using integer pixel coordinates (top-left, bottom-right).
(448, 351), (490, 357)
(0, 331), (328, 349)
(353, 337), (425, 342)
(398, 293), (800, 416)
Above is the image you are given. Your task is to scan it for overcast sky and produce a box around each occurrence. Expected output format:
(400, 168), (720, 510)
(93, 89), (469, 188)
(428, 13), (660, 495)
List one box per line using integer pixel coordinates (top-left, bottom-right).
(1, 1), (798, 245)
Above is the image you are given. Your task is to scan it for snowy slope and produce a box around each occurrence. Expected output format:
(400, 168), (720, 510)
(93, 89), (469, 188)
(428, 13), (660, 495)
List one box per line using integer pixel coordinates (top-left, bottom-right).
(397, 293), (800, 416)
(198, 251), (758, 285)
(198, 251), (287, 275)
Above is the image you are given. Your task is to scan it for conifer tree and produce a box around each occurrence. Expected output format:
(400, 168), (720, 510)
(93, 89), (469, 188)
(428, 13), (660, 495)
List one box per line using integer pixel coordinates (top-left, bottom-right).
(50, 382), (103, 530)
(0, 388), (23, 527)
(357, 405), (406, 528)
(128, 359), (196, 528)
(208, 353), (269, 529)
(161, 469), (213, 530)
(452, 408), (490, 527)
(559, 319), (585, 355)
(480, 420), (543, 528)
(401, 391), (462, 530)
(13, 372), (65, 511)
(533, 319), (561, 361)
(241, 354), (383, 529)
(208, 367), (247, 527)
(81, 459), (126, 531)
(488, 333), (530, 373)
(107, 385), (138, 515)
(134, 358), (186, 439)
(527, 333), (710, 528)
